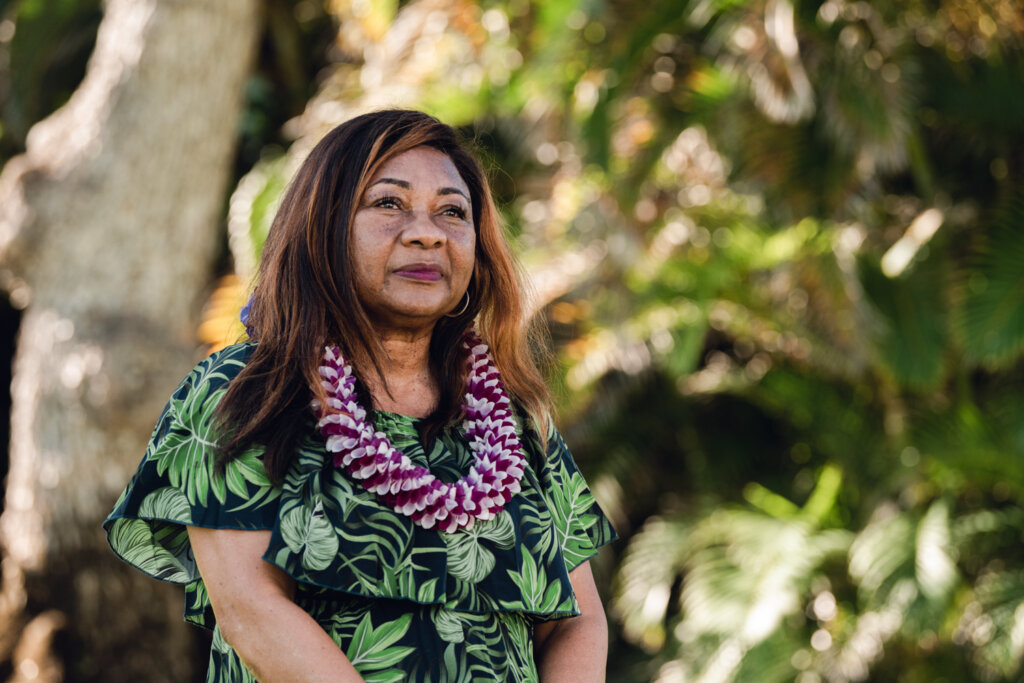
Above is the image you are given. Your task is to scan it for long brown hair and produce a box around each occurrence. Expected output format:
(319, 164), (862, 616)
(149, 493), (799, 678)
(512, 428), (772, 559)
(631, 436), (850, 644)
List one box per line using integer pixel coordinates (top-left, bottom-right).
(216, 110), (551, 480)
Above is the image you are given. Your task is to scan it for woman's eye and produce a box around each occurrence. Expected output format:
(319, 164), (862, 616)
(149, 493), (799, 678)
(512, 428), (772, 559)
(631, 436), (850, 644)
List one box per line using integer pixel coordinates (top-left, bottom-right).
(373, 196), (401, 209)
(442, 206), (468, 219)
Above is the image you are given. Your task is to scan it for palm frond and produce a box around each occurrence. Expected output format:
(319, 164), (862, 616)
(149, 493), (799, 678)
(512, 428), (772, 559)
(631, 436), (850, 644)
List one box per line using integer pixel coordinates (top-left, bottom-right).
(857, 252), (949, 390)
(613, 515), (691, 652)
(957, 193), (1024, 369)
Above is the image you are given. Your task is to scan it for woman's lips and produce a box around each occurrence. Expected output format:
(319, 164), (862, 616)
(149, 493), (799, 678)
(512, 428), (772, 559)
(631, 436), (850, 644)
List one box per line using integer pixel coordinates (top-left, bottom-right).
(395, 265), (443, 281)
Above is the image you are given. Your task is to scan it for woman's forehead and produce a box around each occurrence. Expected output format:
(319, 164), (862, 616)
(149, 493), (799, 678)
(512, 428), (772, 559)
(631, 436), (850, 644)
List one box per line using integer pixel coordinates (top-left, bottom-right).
(370, 147), (469, 193)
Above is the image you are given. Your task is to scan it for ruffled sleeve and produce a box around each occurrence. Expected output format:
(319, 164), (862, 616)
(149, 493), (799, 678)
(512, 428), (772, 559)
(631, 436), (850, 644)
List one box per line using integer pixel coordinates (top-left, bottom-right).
(529, 422), (618, 572)
(103, 342), (281, 627)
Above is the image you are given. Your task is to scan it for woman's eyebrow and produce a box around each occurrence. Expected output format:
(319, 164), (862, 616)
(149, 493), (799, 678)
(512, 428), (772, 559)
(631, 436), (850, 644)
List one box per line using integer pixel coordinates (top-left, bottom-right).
(370, 178), (469, 201)
(370, 177), (410, 189)
(438, 187), (470, 200)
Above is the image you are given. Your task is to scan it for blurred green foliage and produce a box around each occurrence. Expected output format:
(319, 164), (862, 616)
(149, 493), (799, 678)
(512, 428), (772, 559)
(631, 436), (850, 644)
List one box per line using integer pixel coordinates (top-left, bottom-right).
(7, 0), (1024, 680)
(0, 0), (102, 164)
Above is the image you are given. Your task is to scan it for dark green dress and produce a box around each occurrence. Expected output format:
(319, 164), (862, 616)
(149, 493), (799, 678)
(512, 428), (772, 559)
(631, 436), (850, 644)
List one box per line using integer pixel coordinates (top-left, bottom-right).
(104, 342), (617, 682)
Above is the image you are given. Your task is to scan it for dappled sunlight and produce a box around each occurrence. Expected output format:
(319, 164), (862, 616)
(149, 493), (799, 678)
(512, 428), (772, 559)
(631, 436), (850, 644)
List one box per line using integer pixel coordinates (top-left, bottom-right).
(880, 208), (944, 278)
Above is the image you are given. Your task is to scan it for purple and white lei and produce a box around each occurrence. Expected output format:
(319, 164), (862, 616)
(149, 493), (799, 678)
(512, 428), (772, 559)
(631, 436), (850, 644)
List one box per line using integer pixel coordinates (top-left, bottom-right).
(315, 333), (526, 533)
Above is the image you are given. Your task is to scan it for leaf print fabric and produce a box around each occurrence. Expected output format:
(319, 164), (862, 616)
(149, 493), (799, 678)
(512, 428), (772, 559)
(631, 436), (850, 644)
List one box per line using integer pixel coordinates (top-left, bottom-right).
(104, 343), (617, 682)
(443, 512), (516, 584)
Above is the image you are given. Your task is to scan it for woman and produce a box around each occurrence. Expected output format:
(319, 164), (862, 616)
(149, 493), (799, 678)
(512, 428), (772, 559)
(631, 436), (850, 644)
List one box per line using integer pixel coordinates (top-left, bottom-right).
(105, 110), (617, 681)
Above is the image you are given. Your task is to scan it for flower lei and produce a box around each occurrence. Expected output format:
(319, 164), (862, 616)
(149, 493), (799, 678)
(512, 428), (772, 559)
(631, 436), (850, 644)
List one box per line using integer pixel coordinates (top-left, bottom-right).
(315, 332), (526, 533)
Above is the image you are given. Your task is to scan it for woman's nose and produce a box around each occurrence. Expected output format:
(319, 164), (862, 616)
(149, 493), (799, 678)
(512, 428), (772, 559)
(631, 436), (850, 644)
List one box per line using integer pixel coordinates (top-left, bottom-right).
(401, 210), (446, 247)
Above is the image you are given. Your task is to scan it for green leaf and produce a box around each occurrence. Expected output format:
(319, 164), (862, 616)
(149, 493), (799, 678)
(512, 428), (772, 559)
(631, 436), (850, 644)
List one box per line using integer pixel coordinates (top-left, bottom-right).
(363, 671), (406, 683)
(345, 613), (415, 671)
(137, 486), (192, 522)
(279, 499), (339, 571)
(435, 608), (466, 644)
(442, 513), (516, 584)
(858, 253), (949, 390)
(964, 567), (1024, 677)
(444, 533), (496, 585)
(849, 509), (916, 605)
(958, 196), (1024, 368)
(151, 373), (227, 508)
(225, 448), (279, 513)
(211, 625), (233, 655)
(507, 550), (550, 609)
(915, 499), (957, 600)
(106, 519), (192, 583)
(229, 155), (290, 273)
(187, 579), (208, 613)
(547, 463), (599, 568)
(539, 580), (564, 612)
(416, 577), (439, 603)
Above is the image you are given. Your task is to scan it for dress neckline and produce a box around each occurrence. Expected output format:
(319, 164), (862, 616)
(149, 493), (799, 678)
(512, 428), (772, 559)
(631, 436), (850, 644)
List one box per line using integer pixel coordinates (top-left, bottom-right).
(372, 407), (424, 423)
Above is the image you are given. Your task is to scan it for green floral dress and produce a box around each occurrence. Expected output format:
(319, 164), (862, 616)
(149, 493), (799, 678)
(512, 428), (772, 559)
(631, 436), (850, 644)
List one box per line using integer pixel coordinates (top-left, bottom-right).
(104, 342), (617, 682)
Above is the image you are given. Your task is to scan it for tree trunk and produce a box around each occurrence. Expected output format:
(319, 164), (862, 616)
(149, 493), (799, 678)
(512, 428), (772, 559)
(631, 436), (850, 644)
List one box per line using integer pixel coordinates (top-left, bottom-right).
(0, 0), (260, 680)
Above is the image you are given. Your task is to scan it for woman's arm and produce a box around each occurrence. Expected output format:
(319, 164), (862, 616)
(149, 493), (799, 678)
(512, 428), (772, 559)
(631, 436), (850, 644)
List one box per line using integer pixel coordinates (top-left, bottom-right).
(533, 561), (608, 682)
(187, 526), (365, 682)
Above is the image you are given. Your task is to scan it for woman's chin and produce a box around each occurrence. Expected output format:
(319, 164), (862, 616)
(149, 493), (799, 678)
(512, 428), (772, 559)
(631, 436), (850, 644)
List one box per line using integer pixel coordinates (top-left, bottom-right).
(367, 301), (459, 329)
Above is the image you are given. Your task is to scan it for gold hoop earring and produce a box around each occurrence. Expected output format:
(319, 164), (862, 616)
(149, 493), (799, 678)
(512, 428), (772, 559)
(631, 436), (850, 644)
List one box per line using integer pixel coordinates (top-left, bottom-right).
(446, 292), (470, 318)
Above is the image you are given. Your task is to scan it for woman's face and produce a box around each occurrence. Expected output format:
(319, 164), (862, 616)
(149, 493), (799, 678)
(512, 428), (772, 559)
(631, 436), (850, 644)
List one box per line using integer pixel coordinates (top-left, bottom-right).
(351, 146), (475, 331)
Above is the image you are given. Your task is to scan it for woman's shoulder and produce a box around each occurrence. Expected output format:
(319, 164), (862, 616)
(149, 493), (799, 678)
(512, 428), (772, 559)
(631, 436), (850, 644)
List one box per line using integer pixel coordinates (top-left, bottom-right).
(192, 341), (257, 379)
(171, 341), (257, 398)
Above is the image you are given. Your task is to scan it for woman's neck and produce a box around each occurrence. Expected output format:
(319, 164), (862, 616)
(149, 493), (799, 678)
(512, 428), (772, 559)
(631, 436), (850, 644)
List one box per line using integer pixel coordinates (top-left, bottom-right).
(379, 329), (432, 374)
(365, 327), (438, 417)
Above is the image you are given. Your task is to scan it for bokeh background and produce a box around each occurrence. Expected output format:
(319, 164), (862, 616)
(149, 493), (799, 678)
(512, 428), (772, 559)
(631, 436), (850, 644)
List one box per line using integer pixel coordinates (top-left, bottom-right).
(1, 0), (1023, 681)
